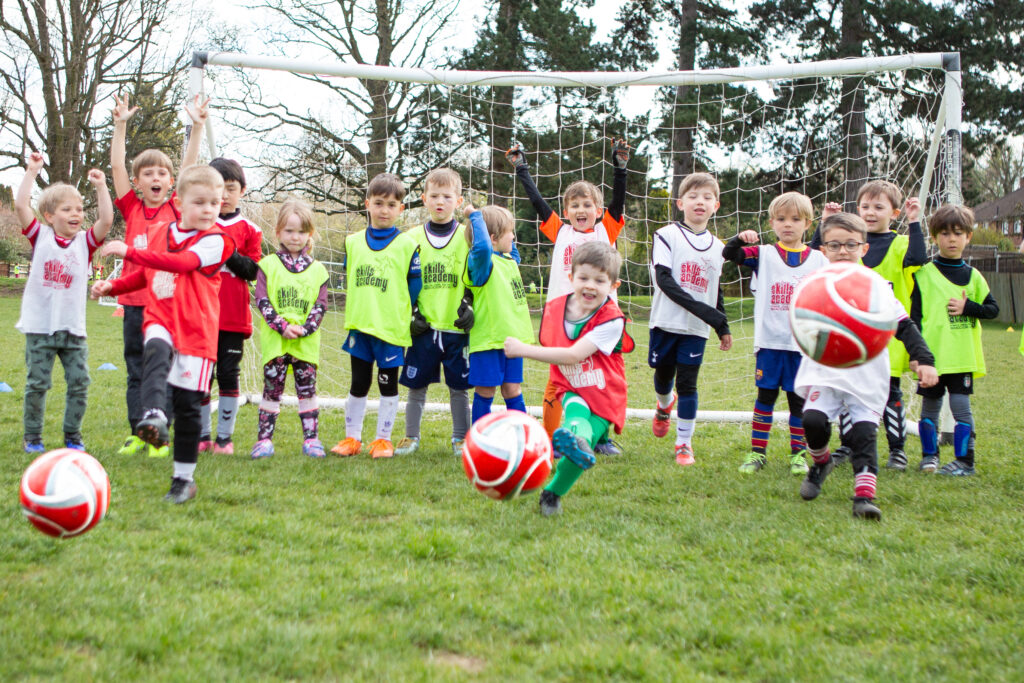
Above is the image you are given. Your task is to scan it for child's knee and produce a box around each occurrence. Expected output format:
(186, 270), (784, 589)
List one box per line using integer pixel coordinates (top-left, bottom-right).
(474, 386), (496, 399)
(500, 383), (521, 400)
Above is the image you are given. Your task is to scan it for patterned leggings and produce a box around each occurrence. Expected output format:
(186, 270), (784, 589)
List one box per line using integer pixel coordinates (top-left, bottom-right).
(258, 355), (319, 441)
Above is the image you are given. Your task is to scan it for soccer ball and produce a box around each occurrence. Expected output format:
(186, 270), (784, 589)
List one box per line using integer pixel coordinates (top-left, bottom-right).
(789, 262), (899, 368)
(462, 410), (553, 500)
(20, 449), (110, 538)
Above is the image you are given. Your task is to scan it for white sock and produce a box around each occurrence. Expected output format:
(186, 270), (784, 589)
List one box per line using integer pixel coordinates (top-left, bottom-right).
(200, 401), (212, 438)
(217, 396), (239, 441)
(173, 461), (197, 482)
(675, 418), (695, 446)
(657, 391), (675, 410)
(376, 395), (400, 440)
(346, 394), (367, 439)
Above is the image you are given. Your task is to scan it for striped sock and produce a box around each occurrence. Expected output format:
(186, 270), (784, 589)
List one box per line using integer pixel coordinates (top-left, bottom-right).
(789, 413), (806, 453)
(751, 401), (773, 454)
(854, 468), (877, 499)
(809, 445), (830, 465)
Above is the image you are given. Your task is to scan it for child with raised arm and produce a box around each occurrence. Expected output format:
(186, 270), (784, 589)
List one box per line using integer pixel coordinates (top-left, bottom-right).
(911, 204), (998, 476)
(110, 93), (206, 456)
(197, 158), (265, 455)
(330, 174), (421, 459)
(92, 165), (234, 503)
(648, 172), (732, 466)
(250, 199), (329, 459)
(723, 192), (827, 475)
(15, 153), (113, 452)
(395, 168), (475, 458)
(814, 183), (925, 469)
(506, 139), (629, 452)
(504, 242), (634, 516)
(796, 213), (937, 520)
(463, 202), (534, 423)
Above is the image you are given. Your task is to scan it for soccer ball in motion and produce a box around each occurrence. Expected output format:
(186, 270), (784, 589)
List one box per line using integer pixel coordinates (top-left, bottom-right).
(20, 449), (110, 538)
(789, 262), (899, 368)
(462, 410), (553, 500)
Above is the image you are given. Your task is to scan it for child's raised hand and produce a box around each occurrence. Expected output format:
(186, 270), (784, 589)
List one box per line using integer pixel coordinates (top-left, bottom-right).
(504, 142), (527, 169)
(822, 202), (842, 219)
(947, 290), (968, 316)
(101, 240), (128, 258)
(111, 93), (139, 123)
(737, 229), (759, 244)
(90, 280), (112, 300)
(185, 94), (210, 125)
(503, 336), (526, 358)
(463, 200), (477, 215)
(86, 169), (106, 187)
(611, 138), (630, 169)
(903, 197), (920, 223)
(719, 334), (732, 351)
(25, 152), (44, 173)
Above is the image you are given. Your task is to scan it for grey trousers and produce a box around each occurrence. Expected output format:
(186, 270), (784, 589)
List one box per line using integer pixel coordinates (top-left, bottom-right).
(24, 331), (90, 438)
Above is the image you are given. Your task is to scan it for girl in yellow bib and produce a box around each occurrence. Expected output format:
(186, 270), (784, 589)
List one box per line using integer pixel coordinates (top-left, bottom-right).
(251, 199), (330, 459)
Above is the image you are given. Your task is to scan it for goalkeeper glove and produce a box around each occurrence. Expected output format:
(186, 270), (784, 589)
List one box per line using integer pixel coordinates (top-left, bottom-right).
(505, 141), (528, 169)
(410, 306), (430, 336)
(454, 294), (475, 331)
(611, 138), (631, 169)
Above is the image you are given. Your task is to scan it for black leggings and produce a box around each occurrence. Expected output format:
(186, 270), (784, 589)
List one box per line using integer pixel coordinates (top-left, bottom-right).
(653, 363), (700, 397)
(350, 356), (399, 398)
(756, 387), (805, 415)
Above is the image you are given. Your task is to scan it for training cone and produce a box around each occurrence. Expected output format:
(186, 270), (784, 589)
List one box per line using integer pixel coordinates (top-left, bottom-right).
(0, 382), (12, 393)
(98, 363), (117, 371)
(112, 306), (124, 318)
(1007, 326), (1014, 332)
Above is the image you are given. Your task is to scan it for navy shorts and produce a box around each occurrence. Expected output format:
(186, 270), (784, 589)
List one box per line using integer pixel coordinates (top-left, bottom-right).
(755, 348), (802, 392)
(917, 371), (974, 399)
(468, 349), (524, 388)
(400, 330), (470, 390)
(648, 328), (707, 368)
(343, 330), (405, 369)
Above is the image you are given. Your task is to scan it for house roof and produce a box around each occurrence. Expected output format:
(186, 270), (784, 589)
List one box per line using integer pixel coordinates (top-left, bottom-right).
(973, 184), (1024, 224)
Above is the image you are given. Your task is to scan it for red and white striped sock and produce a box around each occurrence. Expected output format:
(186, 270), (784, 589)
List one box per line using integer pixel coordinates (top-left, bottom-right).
(809, 445), (831, 465)
(854, 468), (877, 499)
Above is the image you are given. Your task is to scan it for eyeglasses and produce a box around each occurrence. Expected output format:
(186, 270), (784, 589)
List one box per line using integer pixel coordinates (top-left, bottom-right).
(823, 241), (865, 253)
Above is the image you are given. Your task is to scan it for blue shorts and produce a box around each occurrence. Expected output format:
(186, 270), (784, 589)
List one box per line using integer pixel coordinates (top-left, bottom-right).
(755, 348), (802, 393)
(468, 349), (524, 388)
(400, 330), (470, 390)
(343, 330), (405, 369)
(648, 328), (707, 368)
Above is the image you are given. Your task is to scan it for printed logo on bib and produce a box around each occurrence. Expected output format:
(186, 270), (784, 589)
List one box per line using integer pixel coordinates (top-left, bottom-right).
(151, 271), (176, 299)
(354, 264), (389, 292)
(42, 254), (78, 290)
(678, 258), (712, 293)
(562, 357), (606, 390)
(770, 281), (795, 310)
(511, 277), (526, 301)
(422, 255), (459, 289)
(947, 313), (977, 330)
(275, 285), (310, 315)
(562, 242), (578, 271)
(132, 233), (148, 250)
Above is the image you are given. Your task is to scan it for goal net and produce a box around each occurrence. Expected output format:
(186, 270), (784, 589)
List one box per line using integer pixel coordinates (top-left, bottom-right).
(188, 51), (963, 423)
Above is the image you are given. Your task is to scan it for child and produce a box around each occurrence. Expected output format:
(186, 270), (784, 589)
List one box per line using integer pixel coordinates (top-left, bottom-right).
(92, 165), (234, 503)
(506, 139), (629, 451)
(796, 213), (937, 520)
(504, 242), (634, 516)
(331, 173), (421, 459)
(15, 153), (113, 452)
(648, 172), (732, 466)
(723, 192), (827, 475)
(251, 199), (329, 459)
(111, 93), (205, 456)
(198, 158), (265, 455)
(815, 183), (925, 469)
(463, 202), (534, 423)
(911, 204), (998, 475)
(395, 168), (474, 458)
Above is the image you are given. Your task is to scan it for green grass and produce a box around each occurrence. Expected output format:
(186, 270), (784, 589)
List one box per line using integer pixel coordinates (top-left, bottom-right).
(2, 296), (1024, 680)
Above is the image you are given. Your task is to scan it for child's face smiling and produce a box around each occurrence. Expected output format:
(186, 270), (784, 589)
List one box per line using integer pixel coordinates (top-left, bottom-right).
(366, 194), (404, 229)
(857, 193), (900, 234)
(422, 185), (462, 223)
(676, 185), (719, 230)
(565, 195), (603, 233)
(134, 165), (174, 207)
(175, 184), (222, 232)
(569, 263), (618, 316)
(43, 197), (85, 239)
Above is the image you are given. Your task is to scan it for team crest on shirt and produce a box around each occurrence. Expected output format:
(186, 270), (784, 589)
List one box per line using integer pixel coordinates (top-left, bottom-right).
(151, 271), (176, 299)
(406, 366), (418, 379)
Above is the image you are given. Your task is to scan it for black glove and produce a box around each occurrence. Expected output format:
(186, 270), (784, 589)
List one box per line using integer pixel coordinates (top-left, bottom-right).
(410, 306), (430, 336)
(611, 138), (630, 170)
(454, 294), (474, 331)
(505, 141), (527, 169)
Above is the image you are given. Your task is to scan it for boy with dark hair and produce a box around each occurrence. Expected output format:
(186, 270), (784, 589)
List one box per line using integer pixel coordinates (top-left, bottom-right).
(911, 204), (998, 475)
(505, 241), (634, 516)
(111, 93), (205, 457)
(797, 213), (937, 520)
(331, 173), (421, 459)
(197, 157), (264, 455)
(395, 168), (475, 458)
(648, 172), (732, 466)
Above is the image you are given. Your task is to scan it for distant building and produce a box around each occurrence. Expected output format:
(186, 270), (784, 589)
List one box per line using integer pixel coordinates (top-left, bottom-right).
(973, 182), (1024, 246)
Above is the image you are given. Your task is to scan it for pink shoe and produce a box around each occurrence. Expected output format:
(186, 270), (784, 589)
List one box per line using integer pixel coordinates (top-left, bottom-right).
(652, 395), (676, 438)
(675, 443), (695, 466)
(212, 439), (234, 455)
(198, 438), (214, 453)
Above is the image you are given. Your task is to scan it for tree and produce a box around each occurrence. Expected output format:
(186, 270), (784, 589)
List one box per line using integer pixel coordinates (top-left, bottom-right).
(0, 0), (186, 194)
(969, 137), (1024, 203)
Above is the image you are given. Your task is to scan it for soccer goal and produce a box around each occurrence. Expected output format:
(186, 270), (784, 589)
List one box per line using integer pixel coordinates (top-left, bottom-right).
(187, 50), (962, 425)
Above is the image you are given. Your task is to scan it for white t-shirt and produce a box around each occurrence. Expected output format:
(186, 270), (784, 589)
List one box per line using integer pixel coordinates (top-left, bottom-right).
(648, 223), (724, 338)
(17, 222), (96, 337)
(564, 316), (625, 356)
(548, 224), (617, 302)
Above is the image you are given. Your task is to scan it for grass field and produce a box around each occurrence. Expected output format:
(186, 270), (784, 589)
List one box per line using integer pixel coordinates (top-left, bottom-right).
(2, 291), (1024, 680)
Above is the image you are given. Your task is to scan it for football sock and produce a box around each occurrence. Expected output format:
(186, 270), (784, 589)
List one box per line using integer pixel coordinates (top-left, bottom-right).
(199, 398), (212, 439)
(173, 461), (197, 482)
(674, 393), (697, 446)
(449, 387), (471, 441)
(788, 413), (806, 454)
(543, 379), (562, 437)
(217, 394), (239, 441)
(854, 467), (877, 499)
(546, 458), (585, 497)
(471, 392), (493, 424)
(656, 391), (674, 410)
(405, 387), (427, 439)
(918, 417), (938, 455)
(563, 395), (595, 447)
(808, 445), (831, 465)
(505, 393), (526, 414)
(345, 394), (367, 439)
(884, 397), (906, 451)
(948, 393), (976, 465)
(376, 395), (399, 440)
(751, 400), (773, 454)
(953, 421), (973, 463)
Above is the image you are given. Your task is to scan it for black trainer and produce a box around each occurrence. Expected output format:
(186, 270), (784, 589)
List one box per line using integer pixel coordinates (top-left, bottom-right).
(164, 477), (197, 504)
(831, 445), (851, 466)
(918, 454), (940, 473)
(136, 409), (169, 447)
(800, 456), (835, 500)
(885, 449), (907, 471)
(852, 496), (882, 520)
(539, 489), (561, 516)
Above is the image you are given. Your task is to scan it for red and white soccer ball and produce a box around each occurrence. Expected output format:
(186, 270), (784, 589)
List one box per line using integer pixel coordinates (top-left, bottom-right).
(462, 410), (553, 500)
(789, 262), (899, 368)
(20, 449), (110, 538)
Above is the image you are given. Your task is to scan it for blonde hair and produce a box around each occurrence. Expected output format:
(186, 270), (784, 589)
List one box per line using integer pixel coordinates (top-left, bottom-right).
(465, 205), (515, 246)
(563, 180), (603, 209)
(131, 149), (174, 179)
(928, 204), (975, 237)
(176, 165), (224, 199)
(678, 172), (720, 200)
(768, 192), (813, 221)
(276, 198), (317, 250)
(423, 168), (462, 195)
(856, 180), (903, 208)
(37, 183), (82, 217)
(572, 241), (622, 280)
(821, 212), (868, 241)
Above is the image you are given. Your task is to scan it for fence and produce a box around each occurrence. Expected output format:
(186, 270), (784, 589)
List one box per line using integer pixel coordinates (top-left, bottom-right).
(960, 245), (1024, 324)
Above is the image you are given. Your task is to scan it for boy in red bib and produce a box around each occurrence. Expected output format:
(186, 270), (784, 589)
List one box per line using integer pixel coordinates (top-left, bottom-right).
(93, 165), (234, 503)
(504, 242), (634, 516)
